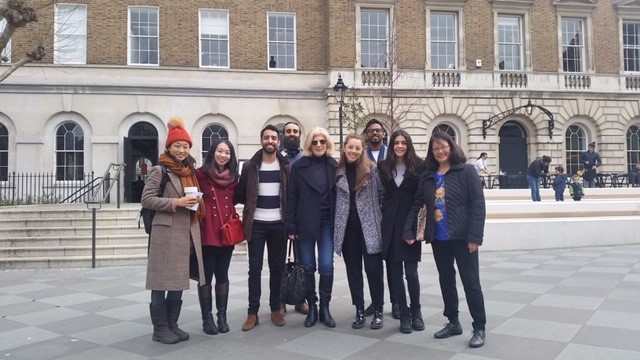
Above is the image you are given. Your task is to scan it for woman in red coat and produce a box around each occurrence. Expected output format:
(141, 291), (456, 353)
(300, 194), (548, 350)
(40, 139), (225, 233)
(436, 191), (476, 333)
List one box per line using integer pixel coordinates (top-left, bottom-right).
(195, 139), (240, 335)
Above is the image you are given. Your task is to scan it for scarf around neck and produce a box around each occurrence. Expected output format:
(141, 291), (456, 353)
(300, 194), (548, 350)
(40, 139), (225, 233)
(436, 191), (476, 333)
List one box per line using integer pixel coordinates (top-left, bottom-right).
(159, 152), (204, 223)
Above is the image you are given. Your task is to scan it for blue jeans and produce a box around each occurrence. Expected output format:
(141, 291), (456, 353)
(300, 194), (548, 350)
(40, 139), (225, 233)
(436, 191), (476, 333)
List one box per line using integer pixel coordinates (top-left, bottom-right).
(298, 213), (334, 277)
(527, 175), (541, 201)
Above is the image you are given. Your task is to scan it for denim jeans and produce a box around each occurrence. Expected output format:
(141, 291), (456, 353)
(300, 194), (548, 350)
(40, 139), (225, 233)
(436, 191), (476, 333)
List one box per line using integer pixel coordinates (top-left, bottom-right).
(298, 213), (334, 277)
(247, 221), (286, 314)
(526, 175), (541, 201)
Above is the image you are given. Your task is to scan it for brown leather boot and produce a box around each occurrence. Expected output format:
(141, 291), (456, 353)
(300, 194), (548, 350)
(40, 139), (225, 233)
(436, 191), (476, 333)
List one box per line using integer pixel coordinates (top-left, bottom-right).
(295, 301), (309, 315)
(271, 307), (286, 327)
(241, 314), (259, 332)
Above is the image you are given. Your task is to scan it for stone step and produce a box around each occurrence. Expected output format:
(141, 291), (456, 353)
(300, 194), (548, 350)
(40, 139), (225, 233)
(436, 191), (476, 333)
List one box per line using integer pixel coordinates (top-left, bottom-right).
(0, 234), (148, 247)
(0, 244), (148, 257)
(0, 225), (146, 237)
(0, 217), (142, 228)
(0, 254), (149, 270)
(0, 205), (141, 220)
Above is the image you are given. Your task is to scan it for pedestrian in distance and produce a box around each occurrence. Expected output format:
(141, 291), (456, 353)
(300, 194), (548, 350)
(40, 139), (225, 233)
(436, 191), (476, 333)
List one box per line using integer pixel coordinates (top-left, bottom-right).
(526, 155), (552, 201)
(142, 116), (205, 344)
(569, 174), (585, 201)
(195, 139), (240, 335)
(552, 166), (567, 201)
(403, 131), (487, 348)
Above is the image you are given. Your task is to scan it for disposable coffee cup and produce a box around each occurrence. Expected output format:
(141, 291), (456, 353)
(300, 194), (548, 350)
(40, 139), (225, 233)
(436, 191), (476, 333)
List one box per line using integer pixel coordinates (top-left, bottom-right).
(184, 187), (198, 197)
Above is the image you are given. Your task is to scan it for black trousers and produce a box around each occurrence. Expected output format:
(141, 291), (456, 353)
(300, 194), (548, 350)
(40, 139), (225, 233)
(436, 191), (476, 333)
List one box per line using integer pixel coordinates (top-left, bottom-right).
(432, 239), (486, 331)
(341, 224), (384, 310)
(202, 246), (233, 285)
(391, 260), (420, 312)
(247, 221), (286, 314)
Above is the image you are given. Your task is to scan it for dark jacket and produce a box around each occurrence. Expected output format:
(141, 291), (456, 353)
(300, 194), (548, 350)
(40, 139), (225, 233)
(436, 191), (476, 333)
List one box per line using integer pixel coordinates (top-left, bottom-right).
(581, 150), (601, 181)
(233, 150), (290, 241)
(403, 163), (485, 245)
(286, 155), (338, 241)
(552, 174), (567, 194)
(526, 158), (548, 178)
(381, 163), (424, 262)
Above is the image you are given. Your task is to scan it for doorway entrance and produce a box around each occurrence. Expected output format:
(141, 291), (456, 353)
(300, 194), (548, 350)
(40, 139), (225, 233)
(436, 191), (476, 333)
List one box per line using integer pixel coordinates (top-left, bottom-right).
(498, 121), (528, 188)
(124, 122), (159, 203)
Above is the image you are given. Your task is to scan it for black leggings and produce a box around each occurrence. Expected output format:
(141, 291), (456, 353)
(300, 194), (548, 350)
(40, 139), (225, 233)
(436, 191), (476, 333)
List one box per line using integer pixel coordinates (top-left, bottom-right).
(202, 246), (233, 285)
(151, 290), (182, 304)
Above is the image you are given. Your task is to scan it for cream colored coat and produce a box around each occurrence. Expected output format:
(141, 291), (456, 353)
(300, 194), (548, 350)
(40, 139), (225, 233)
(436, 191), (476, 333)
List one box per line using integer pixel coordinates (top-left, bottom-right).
(142, 165), (205, 291)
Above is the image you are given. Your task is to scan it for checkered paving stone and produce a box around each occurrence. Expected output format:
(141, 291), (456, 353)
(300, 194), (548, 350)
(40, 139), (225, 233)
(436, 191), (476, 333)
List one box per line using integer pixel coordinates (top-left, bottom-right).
(1, 245), (640, 360)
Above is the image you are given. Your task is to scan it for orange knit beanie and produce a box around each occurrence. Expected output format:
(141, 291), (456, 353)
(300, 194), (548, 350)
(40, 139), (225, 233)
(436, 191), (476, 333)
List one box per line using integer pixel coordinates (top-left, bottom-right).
(165, 116), (192, 148)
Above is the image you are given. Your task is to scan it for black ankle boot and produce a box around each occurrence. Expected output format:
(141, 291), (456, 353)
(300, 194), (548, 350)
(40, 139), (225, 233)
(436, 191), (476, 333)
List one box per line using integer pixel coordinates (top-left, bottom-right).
(352, 307), (365, 329)
(370, 310), (383, 330)
(399, 311), (412, 334)
(304, 304), (318, 327)
(411, 308), (425, 331)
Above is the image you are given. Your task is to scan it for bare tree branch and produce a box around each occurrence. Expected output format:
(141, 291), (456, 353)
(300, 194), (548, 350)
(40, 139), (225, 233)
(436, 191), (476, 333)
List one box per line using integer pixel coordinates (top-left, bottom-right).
(0, 0), (44, 82)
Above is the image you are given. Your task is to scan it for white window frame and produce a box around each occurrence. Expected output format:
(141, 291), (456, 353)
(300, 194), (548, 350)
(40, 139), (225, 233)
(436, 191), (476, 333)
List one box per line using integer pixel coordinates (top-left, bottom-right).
(426, 2), (465, 70)
(267, 12), (296, 70)
(560, 17), (585, 73)
(496, 14), (524, 71)
(54, 4), (87, 65)
(554, 1), (594, 73)
(0, 19), (10, 63)
(128, 6), (159, 66)
(199, 9), (229, 68)
(357, 6), (390, 69)
(55, 121), (85, 182)
(0, 122), (8, 181)
(622, 19), (640, 73)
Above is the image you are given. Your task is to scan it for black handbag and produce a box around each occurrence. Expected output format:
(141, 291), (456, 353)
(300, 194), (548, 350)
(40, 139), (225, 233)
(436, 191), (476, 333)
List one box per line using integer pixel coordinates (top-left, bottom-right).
(280, 239), (306, 305)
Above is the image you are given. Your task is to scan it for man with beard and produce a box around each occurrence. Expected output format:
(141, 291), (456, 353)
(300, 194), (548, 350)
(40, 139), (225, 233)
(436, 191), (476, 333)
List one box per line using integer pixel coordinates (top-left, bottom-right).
(279, 121), (310, 315)
(234, 125), (291, 331)
(281, 122), (304, 164)
(364, 119), (388, 163)
(363, 118), (400, 320)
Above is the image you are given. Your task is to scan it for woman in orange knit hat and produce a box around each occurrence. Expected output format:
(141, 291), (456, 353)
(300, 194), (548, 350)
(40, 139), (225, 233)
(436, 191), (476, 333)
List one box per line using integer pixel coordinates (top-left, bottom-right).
(142, 116), (206, 344)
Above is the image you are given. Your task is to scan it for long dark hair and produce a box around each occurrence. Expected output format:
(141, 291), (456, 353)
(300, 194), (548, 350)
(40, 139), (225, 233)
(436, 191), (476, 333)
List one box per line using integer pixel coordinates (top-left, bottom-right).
(202, 139), (239, 180)
(379, 130), (422, 182)
(424, 131), (467, 172)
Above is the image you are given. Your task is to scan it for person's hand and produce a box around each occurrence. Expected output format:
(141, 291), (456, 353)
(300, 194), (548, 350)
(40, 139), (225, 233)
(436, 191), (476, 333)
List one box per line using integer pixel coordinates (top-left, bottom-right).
(592, 166), (597, 170)
(177, 196), (198, 208)
(468, 243), (479, 253)
(585, 161), (590, 165)
(288, 234), (298, 240)
(405, 239), (415, 245)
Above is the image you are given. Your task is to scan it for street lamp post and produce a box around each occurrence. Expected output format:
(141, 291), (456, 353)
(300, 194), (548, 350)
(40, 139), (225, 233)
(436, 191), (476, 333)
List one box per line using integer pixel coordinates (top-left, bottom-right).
(333, 75), (348, 147)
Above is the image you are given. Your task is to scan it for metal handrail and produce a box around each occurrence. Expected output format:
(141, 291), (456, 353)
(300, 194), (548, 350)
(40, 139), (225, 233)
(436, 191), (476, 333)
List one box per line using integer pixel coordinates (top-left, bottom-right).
(68, 163), (124, 207)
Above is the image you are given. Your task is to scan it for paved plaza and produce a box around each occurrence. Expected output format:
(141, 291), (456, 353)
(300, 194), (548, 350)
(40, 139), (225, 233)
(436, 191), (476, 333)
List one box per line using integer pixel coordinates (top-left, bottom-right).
(1, 244), (640, 360)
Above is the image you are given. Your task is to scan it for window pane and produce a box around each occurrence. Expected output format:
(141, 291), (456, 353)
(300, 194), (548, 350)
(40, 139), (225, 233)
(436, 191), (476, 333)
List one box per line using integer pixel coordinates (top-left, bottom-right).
(430, 12), (457, 70)
(129, 7), (159, 65)
(360, 9), (389, 68)
(561, 18), (584, 72)
(55, 122), (84, 181)
(268, 13), (296, 69)
(498, 15), (522, 71)
(54, 4), (87, 64)
(623, 21), (640, 72)
(565, 125), (586, 175)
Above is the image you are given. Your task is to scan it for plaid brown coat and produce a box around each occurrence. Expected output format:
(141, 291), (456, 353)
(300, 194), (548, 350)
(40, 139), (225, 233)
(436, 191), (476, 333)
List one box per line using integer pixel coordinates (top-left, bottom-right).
(142, 165), (205, 290)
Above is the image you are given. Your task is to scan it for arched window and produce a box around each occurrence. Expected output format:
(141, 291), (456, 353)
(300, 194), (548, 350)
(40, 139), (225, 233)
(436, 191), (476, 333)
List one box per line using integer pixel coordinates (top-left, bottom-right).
(0, 123), (8, 181)
(432, 123), (457, 143)
(565, 124), (587, 176)
(627, 125), (640, 172)
(201, 124), (229, 160)
(55, 122), (84, 180)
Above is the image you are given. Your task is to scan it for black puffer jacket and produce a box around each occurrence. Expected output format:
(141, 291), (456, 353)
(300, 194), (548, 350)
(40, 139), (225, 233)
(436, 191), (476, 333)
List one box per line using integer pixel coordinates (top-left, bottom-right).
(403, 163), (486, 245)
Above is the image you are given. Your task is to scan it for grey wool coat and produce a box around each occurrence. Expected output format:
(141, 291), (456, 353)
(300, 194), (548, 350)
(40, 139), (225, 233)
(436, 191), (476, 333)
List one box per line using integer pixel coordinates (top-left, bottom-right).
(142, 165), (205, 291)
(333, 165), (384, 255)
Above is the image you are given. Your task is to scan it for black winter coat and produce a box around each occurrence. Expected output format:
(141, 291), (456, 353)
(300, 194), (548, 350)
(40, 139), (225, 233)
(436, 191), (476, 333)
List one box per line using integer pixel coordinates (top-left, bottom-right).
(381, 163), (423, 262)
(286, 155), (338, 241)
(403, 163), (486, 245)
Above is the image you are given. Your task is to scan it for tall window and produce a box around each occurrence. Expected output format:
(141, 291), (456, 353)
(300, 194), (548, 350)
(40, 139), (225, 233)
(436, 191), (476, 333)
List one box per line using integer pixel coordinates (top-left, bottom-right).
(565, 125), (586, 176)
(433, 123), (457, 143)
(128, 7), (159, 66)
(0, 123), (7, 181)
(0, 19), (10, 63)
(54, 4), (87, 64)
(201, 124), (229, 160)
(561, 18), (584, 72)
(200, 10), (229, 68)
(623, 21), (640, 72)
(498, 15), (523, 70)
(628, 125), (640, 172)
(268, 13), (296, 70)
(430, 12), (457, 70)
(360, 8), (389, 68)
(55, 122), (84, 181)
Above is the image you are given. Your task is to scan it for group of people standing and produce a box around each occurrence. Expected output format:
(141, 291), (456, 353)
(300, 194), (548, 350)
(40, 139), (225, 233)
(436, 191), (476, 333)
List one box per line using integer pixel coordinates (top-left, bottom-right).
(141, 116), (488, 349)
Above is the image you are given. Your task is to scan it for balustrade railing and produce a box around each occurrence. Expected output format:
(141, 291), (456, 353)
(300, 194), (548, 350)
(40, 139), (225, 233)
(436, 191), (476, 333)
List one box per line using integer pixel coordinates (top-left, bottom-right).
(0, 172), (95, 205)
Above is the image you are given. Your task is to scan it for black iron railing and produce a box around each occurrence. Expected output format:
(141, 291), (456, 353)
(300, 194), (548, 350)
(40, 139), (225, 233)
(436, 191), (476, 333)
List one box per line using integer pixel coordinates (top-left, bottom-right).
(0, 172), (96, 205)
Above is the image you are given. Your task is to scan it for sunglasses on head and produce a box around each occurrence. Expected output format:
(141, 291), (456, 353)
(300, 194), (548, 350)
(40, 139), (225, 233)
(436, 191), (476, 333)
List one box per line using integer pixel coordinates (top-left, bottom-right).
(312, 139), (326, 146)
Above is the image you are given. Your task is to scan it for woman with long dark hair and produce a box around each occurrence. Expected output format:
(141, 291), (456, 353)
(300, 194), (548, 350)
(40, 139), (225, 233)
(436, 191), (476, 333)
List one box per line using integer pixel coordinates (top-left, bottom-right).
(379, 130), (425, 334)
(195, 139), (240, 335)
(334, 134), (385, 330)
(403, 131), (487, 348)
(142, 116), (205, 344)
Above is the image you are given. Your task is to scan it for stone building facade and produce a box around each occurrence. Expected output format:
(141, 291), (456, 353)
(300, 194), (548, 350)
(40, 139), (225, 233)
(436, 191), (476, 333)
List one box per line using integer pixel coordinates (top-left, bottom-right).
(1, 0), (639, 201)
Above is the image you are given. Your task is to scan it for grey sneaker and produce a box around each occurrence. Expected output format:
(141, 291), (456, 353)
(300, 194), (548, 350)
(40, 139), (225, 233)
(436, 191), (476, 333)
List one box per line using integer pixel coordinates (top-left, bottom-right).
(469, 329), (486, 348)
(434, 322), (463, 339)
